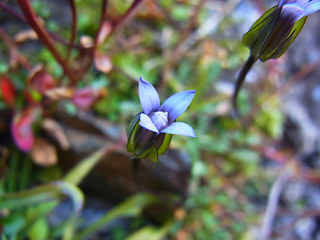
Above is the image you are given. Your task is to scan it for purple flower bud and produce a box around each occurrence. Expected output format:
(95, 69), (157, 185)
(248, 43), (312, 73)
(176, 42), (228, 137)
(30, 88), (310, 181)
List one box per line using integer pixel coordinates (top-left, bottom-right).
(243, 0), (320, 61)
(233, 0), (320, 116)
(126, 77), (196, 162)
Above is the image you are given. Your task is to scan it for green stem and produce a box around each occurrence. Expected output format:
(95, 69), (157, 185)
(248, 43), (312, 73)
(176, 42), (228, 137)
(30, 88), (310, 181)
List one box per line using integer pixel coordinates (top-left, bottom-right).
(8, 150), (19, 193)
(131, 157), (141, 182)
(19, 157), (32, 191)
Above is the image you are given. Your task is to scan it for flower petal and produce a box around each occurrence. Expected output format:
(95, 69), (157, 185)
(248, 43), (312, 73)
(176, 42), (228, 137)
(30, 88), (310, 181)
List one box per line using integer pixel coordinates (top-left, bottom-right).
(279, 0), (286, 7)
(303, 1), (320, 17)
(139, 113), (159, 133)
(161, 122), (196, 137)
(281, 3), (304, 21)
(160, 90), (195, 123)
(139, 77), (160, 115)
(280, 0), (309, 8)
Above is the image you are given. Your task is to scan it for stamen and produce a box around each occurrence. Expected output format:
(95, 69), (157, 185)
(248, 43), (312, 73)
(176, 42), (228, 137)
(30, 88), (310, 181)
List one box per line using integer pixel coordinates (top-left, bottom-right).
(150, 111), (169, 131)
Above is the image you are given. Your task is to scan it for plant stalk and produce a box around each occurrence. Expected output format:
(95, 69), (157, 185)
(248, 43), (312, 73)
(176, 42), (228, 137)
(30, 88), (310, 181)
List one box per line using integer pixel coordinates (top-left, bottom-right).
(232, 54), (256, 117)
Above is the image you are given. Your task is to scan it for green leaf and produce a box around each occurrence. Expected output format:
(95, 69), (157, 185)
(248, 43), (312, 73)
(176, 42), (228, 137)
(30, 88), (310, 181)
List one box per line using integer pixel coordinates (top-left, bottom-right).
(63, 148), (107, 185)
(3, 212), (25, 235)
(229, 149), (259, 163)
(0, 63), (9, 74)
(53, 181), (84, 214)
(125, 222), (173, 240)
(0, 181), (84, 214)
(192, 160), (207, 177)
(17, 202), (57, 239)
(28, 89), (42, 103)
(242, 5), (279, 58)
(75, 193), (159, 240)
(27, 218), (49, 240)
(1, 148), (106, 238)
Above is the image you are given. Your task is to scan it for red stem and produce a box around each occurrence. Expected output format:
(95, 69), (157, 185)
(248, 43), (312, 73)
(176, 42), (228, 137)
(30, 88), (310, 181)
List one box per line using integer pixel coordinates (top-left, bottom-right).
(76, 0), (108, 78)
(0, 27), (31, 70)
(67, 0), (77, 61)
(0, 1), (80, 48)
(111, 0), (145, 35)
(17, 0), (76, 83)
(94, 0), (108, 48)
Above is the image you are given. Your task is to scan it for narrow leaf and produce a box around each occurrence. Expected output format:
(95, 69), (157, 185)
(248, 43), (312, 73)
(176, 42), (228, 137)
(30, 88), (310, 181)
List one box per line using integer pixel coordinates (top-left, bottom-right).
(63, 148), (107, 185)
(0, 181), (84, 215)
(75, 193), (159, 240)
(125, 222), (173, 240)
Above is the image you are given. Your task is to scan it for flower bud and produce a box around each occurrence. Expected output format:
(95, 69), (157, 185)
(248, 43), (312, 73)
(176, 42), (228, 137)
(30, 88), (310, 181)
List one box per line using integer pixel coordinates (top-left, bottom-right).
(243, 3), (308, 61)
(126, 113), (172, 162)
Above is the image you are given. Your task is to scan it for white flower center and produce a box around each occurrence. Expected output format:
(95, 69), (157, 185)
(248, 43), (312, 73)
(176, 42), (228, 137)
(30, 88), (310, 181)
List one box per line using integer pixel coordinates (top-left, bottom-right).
(150, 111), (169, 131)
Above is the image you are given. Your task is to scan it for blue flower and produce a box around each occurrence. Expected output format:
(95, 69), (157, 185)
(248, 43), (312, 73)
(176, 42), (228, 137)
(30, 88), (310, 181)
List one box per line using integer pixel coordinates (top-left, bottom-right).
(126, 77), (196, 162)
(279, 0), (320, 20)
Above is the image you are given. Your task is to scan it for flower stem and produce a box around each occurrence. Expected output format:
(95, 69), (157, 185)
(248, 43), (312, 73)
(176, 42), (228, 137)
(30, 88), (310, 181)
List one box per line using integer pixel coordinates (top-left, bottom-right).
(131, 157), (141, 182)
(232, 54), (256, 117)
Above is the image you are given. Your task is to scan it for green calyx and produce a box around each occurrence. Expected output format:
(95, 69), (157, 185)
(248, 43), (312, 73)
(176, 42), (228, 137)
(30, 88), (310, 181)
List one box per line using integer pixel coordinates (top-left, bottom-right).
(126, 113), (172, 163)
(242, 5), (307, 61)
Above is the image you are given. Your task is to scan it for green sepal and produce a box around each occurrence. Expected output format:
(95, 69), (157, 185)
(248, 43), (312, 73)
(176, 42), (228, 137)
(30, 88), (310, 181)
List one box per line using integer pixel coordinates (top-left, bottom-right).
(261, 16), (307, 61)
(136, 144), (159, 163)
(157, 134), (172, 155)
(126, 113), (141, 153)
(126, 113), (141, 137)
(242, 5), (279, 59)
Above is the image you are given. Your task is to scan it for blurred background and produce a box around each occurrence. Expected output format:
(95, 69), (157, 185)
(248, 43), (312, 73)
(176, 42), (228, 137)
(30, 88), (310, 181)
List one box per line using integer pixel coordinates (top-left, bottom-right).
(1, 0), (320, 239)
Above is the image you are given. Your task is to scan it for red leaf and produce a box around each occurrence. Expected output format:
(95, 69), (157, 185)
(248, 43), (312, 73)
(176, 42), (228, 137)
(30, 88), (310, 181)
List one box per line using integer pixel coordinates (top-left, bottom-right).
(0, 76), (16, 106)
(11, 109), (36, 152)
(71, 87), (106, 110)
(27, 65), (56, 94)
